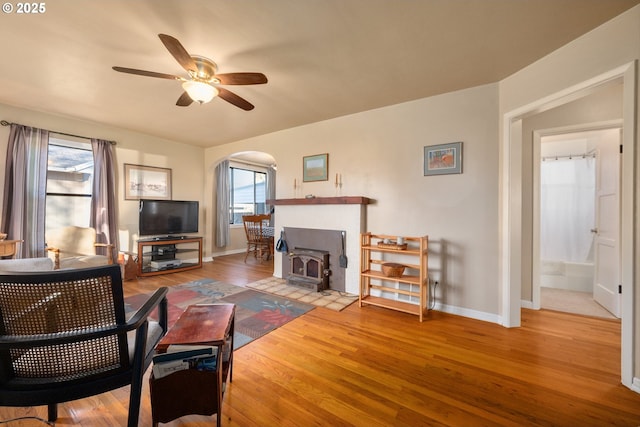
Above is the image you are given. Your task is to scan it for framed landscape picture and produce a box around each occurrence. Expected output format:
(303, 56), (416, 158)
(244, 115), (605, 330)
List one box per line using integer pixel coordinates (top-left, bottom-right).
(424, 142), (463, 176)
(303, 153), (329, 182)
(124, 164), (172, 200)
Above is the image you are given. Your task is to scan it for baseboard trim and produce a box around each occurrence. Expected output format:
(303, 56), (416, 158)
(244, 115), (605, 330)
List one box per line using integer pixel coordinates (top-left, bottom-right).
(432, 302), (501, 325)
(521, 299), (535, 310)
(212, 249), (246, 257)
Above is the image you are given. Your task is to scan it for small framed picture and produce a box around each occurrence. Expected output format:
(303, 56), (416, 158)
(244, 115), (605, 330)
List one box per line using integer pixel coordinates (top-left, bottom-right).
(424, 142), (463, 176)
(124, 163), (172, 200)
(303, 153), (329, 182)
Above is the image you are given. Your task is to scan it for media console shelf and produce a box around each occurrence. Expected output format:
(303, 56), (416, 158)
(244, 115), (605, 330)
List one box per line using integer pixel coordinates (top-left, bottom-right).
(359, 232), (429, 321)
(137, 236), (203, 277)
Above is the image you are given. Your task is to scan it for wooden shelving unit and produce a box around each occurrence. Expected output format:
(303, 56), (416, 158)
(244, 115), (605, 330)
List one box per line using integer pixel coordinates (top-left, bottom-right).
(359, 233), (428, 321)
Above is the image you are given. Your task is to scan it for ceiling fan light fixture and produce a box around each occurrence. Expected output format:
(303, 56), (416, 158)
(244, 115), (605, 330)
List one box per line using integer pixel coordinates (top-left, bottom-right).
(182, 80), (218, 103)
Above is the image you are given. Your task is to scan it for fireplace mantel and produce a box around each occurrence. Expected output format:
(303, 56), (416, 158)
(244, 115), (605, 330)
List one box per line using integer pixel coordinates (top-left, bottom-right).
(271, 196), (369, 295)
(268, 196), (371, 206)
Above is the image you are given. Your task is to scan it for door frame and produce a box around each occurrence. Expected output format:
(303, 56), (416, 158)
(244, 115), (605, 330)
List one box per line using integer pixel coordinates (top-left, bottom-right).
(531, 122), (622, 311)
(500, 61), (636, 390)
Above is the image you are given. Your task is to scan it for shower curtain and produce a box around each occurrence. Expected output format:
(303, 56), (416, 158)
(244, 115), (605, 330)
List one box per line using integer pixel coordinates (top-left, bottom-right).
(540, 156), (595, 263)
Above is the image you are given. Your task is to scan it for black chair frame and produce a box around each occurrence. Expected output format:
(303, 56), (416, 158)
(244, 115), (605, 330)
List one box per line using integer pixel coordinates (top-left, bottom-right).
(0, 265), (168, 426)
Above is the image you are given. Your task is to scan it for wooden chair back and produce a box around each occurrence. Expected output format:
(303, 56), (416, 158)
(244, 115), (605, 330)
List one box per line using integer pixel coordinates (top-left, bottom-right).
(243, 214), (269, 242)
(242, 214), (272, 262)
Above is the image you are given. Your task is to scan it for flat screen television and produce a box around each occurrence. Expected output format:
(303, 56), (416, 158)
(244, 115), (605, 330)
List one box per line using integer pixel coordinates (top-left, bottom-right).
(139, 200), (199, 237)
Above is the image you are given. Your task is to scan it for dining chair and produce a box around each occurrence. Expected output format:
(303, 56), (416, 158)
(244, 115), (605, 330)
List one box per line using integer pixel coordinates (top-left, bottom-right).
(242, 214), (272, 262)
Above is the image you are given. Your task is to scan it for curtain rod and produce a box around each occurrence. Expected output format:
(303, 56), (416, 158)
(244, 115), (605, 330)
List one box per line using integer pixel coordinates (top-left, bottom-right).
(229, 158), (275, 169)
(542, 153), (595, 161)
(1, 120), (117, 145)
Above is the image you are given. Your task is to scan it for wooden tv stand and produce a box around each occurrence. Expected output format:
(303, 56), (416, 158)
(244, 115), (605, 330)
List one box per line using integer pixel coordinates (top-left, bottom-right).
(137, 236), (202, 277)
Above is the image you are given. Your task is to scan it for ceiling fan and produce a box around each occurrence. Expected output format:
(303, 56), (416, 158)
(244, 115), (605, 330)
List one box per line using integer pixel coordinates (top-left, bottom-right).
(112, 34), (267, 110)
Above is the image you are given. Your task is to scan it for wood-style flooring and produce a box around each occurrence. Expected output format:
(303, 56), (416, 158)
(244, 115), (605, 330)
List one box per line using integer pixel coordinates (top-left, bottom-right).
(1, 253), (638, 426)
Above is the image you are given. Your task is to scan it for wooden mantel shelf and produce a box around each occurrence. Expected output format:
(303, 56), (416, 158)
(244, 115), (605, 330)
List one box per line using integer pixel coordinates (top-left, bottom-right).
(268, 196), (372, 206)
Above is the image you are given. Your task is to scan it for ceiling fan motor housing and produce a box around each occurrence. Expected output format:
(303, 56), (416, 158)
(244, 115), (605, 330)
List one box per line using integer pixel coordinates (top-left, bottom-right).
(190, 55), (220, 83)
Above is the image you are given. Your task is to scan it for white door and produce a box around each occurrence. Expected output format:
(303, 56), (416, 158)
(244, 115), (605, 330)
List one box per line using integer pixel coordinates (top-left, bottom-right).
(593, 130), (621, 318)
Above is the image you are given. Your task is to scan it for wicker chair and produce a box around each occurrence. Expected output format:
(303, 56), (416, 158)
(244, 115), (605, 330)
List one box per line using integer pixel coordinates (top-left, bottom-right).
(0, 264), (168, 426)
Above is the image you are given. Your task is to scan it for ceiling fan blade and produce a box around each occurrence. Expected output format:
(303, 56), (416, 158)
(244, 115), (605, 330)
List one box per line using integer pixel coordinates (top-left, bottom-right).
(112, 66), (181, 80)
(217, 87), (255, 111)
(158, 34), (197, 74)
(216, 72), (268, 85)
(176, 92), (194, 107)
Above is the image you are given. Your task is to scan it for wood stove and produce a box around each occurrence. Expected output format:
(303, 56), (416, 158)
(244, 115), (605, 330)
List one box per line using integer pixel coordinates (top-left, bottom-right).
(286, 248), (330, 292)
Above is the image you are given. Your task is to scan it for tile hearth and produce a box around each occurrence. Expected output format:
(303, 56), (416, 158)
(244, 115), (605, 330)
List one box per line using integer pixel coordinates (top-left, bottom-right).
(245, 277), (358, 312)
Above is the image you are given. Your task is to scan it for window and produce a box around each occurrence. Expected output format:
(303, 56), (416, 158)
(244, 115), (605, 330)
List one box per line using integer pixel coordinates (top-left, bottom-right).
(229, 166), (266, 224)
(45, 136), (94, 235)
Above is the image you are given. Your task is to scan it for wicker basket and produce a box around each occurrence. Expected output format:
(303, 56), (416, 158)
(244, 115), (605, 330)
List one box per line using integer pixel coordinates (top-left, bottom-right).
(377, 241), (408, 250)
(381, 263), (405, 278)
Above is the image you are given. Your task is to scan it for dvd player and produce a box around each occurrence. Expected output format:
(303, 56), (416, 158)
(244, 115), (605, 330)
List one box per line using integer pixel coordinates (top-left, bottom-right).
(150, 259), (183, 269)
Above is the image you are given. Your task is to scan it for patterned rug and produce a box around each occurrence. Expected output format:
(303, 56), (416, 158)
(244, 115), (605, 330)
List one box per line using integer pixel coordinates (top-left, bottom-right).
(125, 278), (315, 349)
(245, 277), (359, 311)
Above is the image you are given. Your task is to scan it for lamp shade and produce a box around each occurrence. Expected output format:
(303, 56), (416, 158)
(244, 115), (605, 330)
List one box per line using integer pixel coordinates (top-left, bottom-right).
(182, 80), (218, 103)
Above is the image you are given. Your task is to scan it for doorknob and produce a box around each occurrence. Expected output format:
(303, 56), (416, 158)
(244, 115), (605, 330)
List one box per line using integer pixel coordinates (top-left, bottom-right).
(590, 228), (598, 234)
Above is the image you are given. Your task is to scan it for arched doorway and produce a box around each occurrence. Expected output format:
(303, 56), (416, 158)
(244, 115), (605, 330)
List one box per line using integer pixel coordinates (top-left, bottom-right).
(213, 151), (276, 255)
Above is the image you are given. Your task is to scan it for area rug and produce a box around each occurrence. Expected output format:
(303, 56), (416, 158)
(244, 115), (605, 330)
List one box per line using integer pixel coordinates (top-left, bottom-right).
(125, 278), (315, 349)
(245, 277), (358, 312)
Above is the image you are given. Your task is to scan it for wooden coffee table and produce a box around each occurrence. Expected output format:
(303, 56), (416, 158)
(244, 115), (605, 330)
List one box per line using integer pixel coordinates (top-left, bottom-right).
(149, 304), (235, 427)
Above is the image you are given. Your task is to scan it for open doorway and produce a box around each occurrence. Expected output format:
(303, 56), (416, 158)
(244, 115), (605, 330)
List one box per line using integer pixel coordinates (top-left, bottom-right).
(534, 128), (621, 319)
(501, 61), (636, 389)
(212, 151), (276, 255)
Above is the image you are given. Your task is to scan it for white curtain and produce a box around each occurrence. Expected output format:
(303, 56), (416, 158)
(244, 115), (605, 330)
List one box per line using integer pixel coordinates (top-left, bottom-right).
(540, 157), (595, 263)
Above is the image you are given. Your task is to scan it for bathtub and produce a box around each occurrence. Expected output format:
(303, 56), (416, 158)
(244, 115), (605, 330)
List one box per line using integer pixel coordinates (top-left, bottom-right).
(540, 260), (594, 292)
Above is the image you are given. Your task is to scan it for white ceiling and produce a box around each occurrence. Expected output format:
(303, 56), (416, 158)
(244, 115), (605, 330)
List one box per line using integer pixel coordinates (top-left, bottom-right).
(0, 0), (638, 148)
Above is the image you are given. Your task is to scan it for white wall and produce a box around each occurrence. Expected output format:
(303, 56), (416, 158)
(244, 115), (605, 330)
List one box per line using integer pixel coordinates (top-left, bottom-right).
(0, 104), (206, 254)
(205, 83), (501, 321)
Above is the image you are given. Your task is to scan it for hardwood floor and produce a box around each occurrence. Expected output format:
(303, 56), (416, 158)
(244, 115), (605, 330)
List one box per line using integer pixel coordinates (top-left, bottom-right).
(2, 253), (639, 426)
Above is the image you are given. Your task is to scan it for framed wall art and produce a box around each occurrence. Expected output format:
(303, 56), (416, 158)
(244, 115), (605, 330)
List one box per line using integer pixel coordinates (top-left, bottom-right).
(424, 142), (463, 176)
(303, 153), (329, 182)
(124, 163), (172, 200)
